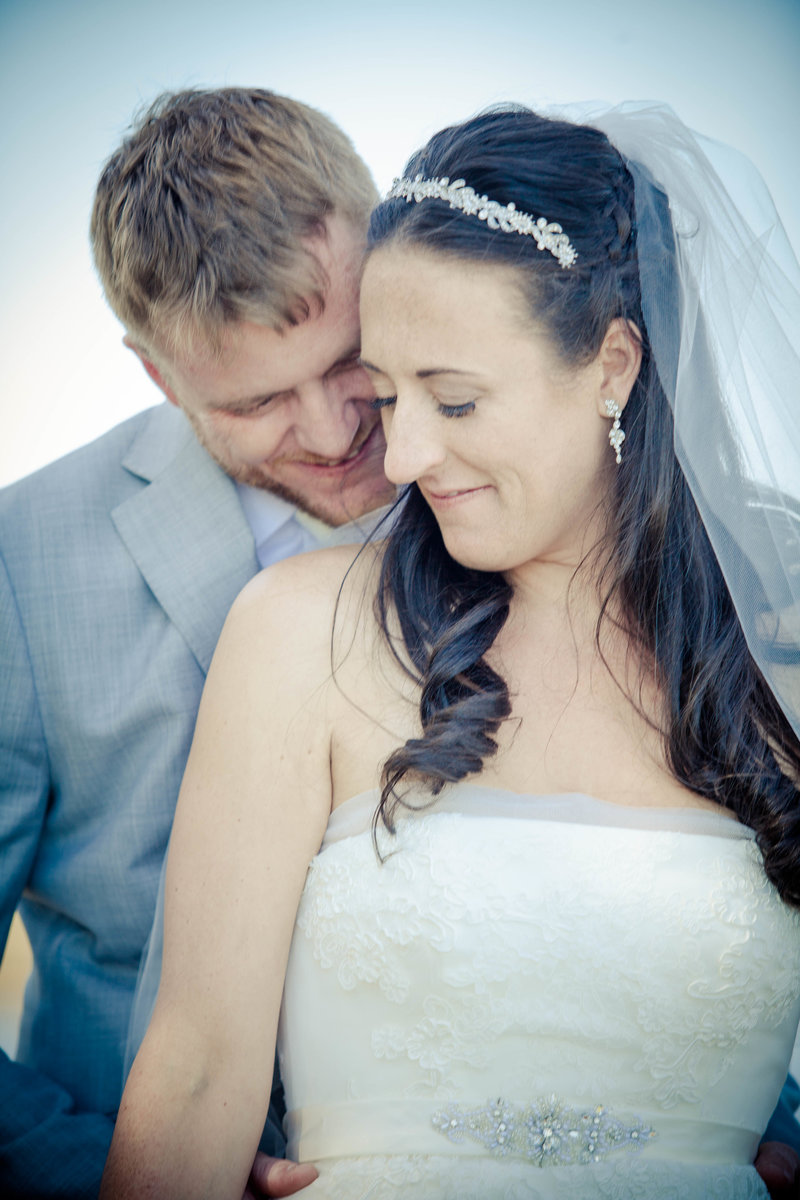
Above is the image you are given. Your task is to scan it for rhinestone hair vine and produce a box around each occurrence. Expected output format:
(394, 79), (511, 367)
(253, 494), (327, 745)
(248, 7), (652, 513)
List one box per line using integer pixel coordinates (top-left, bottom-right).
(385, 174), (578, 269)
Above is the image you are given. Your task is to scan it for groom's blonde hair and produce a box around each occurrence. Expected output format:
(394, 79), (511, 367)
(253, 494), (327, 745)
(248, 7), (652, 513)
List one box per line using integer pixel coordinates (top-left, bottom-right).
(91, 87), (377, 356)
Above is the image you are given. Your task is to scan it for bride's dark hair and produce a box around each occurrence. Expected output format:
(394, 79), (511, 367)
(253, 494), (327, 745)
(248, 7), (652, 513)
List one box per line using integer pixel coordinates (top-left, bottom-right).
(366, 106), (800, 904)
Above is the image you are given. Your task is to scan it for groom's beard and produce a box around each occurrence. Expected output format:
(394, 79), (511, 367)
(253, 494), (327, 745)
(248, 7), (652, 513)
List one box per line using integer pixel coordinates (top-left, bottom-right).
(186, 409), (394, 528)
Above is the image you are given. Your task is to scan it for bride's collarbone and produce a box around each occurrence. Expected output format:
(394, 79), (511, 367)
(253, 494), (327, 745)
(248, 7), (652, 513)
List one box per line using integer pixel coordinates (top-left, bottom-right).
(330, 671), (684, 817)
(478, 691), (724, 813)
(329, 599), (716, 815)
(485, 658), (697, 809)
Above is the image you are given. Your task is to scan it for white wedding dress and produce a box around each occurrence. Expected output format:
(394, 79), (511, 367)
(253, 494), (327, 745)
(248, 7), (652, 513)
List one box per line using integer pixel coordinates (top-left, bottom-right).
(277, 785), (800, 1199)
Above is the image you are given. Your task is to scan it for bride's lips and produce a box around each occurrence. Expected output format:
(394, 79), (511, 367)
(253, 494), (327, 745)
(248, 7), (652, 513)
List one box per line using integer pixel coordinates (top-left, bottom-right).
(423, 484), (491, 508)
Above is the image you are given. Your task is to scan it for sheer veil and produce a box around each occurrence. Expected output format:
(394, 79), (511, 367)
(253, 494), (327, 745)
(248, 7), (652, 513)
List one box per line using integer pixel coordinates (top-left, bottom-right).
(550, 102), (800, 742)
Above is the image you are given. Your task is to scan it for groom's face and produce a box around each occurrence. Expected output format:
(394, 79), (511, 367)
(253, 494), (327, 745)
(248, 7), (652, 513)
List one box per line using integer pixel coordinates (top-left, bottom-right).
(132, 217), (395, 527)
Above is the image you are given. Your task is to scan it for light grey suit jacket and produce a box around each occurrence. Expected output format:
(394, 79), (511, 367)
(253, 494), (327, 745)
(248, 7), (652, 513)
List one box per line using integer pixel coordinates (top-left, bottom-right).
(0, 403), (262, 1196)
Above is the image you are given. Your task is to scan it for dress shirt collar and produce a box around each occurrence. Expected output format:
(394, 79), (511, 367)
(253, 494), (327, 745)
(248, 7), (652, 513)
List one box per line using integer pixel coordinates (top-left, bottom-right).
(236, 482), (399, 569)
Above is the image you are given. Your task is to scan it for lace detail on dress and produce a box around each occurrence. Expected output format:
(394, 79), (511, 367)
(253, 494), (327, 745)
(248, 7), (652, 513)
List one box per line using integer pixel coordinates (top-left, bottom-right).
(629, 844), (800, 1107)
(297, 1155), (769, 1199)
(294, 811), (800, 1107)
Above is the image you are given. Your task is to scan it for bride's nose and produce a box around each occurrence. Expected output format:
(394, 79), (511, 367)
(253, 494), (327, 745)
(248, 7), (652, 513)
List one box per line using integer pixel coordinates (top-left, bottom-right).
(382, 397), (446, 486)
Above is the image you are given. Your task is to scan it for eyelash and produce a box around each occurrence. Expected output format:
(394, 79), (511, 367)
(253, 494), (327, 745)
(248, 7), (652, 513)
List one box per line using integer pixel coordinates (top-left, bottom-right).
(369, 396), (476, 419)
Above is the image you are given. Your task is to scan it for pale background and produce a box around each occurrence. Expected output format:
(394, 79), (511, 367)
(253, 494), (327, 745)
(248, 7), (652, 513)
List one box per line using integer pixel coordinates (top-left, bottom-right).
(1, 0), (798, 1065)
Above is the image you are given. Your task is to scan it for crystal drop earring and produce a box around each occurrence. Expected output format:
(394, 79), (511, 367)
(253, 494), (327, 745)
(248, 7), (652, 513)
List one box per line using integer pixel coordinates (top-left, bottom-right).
(603, 398), (625, 465)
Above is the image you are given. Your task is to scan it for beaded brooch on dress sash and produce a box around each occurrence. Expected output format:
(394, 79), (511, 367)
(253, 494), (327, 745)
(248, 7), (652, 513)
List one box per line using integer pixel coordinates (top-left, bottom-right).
(431, 1096), (657, 1166)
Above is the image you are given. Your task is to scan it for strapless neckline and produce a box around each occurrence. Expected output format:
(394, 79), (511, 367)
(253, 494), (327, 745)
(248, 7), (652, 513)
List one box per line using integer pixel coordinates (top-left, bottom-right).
(323, 782), (752, 847)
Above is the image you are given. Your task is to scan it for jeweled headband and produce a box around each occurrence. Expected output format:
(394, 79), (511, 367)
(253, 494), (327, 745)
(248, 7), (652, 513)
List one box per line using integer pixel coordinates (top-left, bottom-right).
(384, 174), (578, 269)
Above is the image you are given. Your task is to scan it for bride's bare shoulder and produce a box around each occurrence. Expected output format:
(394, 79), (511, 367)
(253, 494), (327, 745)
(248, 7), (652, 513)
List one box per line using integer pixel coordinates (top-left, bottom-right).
(224, 542), (383, 655)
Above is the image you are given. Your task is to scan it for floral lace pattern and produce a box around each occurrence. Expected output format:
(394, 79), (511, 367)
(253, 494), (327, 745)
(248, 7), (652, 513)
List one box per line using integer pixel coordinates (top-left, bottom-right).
(292, 810), (800, 1105)
(298, 1154), (769, 1199)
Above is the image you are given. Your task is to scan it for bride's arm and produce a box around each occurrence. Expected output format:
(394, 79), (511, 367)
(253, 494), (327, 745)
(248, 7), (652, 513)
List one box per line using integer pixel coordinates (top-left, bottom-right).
(100, 554), (339, 1200)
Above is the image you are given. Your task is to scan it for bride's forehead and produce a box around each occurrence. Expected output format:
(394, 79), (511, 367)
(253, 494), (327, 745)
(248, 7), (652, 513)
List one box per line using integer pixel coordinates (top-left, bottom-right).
(361, 244), (528, 323)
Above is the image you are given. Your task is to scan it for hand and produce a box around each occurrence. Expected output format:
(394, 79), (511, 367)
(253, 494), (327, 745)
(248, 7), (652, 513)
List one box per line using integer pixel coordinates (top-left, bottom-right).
(244, 1152), (319, 1198)
(755, 1142), (800, 1198)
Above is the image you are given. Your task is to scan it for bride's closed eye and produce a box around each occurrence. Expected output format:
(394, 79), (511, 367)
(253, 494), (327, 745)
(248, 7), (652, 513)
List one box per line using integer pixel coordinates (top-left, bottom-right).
(368, 396), (476, 419)
(437, 400), (476, 418)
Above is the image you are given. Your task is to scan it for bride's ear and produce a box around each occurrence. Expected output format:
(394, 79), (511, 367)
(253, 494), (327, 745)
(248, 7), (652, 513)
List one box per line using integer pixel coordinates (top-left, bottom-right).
(594, 318), (643, 418)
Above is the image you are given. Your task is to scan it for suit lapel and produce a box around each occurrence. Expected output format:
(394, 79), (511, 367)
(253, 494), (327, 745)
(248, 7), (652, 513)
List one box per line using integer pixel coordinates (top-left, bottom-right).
(112, 406), (257, 674)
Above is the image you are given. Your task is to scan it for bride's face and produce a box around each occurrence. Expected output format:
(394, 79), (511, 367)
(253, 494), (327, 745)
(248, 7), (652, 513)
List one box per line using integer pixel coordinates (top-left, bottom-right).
(359, 244), (619, 579)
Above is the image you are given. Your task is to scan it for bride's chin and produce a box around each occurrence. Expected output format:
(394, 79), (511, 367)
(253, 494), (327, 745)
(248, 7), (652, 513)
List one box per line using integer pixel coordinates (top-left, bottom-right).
(439, 536), (511, 574)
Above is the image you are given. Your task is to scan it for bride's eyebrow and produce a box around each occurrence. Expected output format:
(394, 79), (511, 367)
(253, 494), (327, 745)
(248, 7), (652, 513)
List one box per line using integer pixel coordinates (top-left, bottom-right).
(358, 357), (476, 381)
(417, 367), (473, 379)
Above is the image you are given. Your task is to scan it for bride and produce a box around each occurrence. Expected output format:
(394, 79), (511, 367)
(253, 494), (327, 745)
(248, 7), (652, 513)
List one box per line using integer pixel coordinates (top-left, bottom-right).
(101, 104), (800, 1198)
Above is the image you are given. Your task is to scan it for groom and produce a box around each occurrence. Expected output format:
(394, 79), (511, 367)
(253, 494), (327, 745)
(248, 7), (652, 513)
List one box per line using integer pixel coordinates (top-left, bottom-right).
(0, 87), (393, 1199)
(0, 85), (798, 1200)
